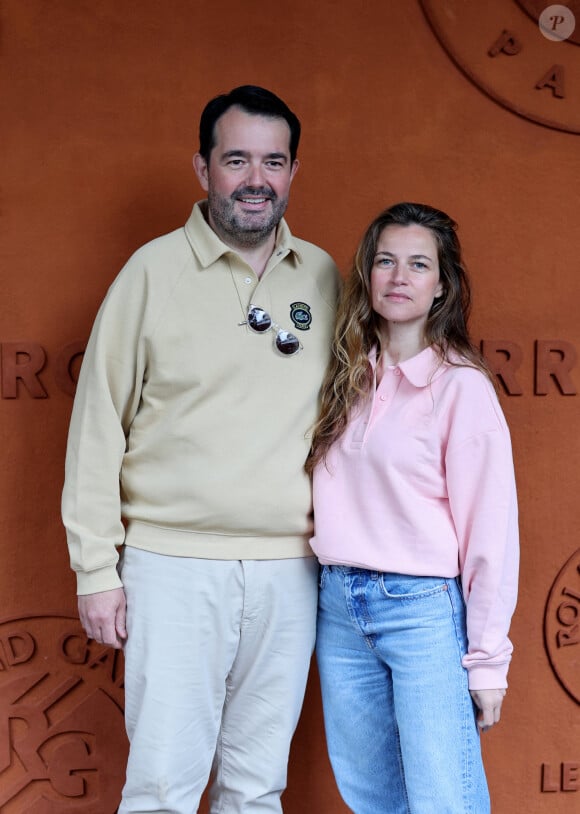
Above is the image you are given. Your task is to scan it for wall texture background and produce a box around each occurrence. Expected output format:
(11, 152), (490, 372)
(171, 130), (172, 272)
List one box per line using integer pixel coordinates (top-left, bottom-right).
(1, 1), (579, 811)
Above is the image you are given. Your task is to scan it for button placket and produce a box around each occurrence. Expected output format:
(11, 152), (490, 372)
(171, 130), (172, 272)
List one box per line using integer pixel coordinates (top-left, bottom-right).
(227, 258), (263, 323)
(350, 361), (404, 448)
(369, 369), (403, 424)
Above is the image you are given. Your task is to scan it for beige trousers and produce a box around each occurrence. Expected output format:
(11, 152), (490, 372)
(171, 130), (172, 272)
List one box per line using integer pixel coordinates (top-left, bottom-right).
(118, 547), (318, 814)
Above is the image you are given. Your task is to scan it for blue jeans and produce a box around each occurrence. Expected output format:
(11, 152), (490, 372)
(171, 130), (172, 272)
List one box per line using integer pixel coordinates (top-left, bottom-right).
(316, 566), (490, 814)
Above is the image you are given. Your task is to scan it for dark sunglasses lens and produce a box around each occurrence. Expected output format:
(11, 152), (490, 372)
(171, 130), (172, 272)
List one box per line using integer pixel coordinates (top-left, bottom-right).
(248, 307), (272, 332)
(276, 330), (300, 355)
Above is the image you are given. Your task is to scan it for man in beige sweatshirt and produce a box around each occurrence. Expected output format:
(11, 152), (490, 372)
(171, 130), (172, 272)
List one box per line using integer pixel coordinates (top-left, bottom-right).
(62, 85), (338, 813)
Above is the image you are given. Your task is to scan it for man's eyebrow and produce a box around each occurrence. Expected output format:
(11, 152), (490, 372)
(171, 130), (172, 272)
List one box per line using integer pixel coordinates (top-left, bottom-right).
(221, 150), (250, 159)
(220, 150), (289, 161)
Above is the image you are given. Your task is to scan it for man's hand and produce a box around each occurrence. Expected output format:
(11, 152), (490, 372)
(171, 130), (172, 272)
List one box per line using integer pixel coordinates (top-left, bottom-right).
(78, 587), (127, 649)
(470, 688), (506, 732)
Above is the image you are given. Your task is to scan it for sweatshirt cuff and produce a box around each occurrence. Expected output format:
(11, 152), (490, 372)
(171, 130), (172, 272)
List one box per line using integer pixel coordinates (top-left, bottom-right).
(76, 564), (123, 595)
(466, 661), (510, 691)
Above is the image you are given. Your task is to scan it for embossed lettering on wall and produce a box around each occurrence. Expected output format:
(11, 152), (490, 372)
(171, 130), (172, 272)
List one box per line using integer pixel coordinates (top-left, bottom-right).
(420, 0), (580, 134)
(0, 615), (126, 813)
(1, 339), (577, 398)
(482, 340), (578, 395)
(0, 343), (85, 399)
(541, 761), (580, 793)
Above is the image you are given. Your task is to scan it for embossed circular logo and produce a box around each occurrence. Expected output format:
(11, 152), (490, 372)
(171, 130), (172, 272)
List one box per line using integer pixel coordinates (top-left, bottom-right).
(0, 615), (127, 812)
(420, 0), (580, 134)
(544, 549), (580, 704)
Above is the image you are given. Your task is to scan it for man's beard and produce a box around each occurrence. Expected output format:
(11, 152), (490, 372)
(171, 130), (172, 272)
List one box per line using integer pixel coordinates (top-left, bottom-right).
(207, 185), (288, 248)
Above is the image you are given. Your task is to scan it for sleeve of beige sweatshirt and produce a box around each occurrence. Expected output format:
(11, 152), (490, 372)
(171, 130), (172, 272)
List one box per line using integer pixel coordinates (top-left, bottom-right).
(62, 255), (150, 595)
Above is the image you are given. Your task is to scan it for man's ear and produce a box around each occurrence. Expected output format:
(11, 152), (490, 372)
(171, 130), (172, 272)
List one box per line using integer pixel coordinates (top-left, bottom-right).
(193, 153), (209, 191)
(289, 159), (299, 183)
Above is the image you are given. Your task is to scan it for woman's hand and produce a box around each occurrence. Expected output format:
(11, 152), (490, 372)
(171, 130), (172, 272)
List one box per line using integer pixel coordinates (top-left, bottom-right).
(470, 688), (506, 732)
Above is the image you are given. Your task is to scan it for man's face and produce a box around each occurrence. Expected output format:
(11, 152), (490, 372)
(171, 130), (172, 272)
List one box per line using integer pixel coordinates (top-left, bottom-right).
(193, 106), (299, 249)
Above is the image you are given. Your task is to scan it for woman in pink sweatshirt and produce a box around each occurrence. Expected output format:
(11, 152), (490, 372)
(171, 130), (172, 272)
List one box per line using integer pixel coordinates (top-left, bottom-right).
(307, 202), (518, 814)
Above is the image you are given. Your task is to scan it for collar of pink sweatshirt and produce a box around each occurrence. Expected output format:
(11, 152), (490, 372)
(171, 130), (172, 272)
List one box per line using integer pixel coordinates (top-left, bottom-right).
(311, 345), (519, 689)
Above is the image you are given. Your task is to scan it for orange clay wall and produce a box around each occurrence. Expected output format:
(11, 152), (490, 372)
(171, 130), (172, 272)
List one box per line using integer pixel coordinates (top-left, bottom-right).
(1, 1), (579, 811)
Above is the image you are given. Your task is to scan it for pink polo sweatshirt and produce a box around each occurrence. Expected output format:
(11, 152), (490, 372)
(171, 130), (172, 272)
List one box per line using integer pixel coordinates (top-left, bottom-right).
(311, 346), (519, 689)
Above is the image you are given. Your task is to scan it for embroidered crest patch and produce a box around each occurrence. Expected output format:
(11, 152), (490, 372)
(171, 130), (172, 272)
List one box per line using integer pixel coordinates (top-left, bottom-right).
(290, 302), (312, 331)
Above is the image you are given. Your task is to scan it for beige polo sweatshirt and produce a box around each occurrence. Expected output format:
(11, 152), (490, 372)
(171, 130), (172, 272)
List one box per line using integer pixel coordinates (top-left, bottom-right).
(62, 202), (339, 595)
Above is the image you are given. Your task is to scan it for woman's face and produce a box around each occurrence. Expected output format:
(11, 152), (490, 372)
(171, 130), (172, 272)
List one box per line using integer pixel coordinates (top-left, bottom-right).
(370, 224), (443, 333)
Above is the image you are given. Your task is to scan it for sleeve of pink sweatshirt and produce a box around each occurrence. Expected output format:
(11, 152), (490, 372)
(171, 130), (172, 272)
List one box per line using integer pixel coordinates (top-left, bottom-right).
(444, 370), (519, 690)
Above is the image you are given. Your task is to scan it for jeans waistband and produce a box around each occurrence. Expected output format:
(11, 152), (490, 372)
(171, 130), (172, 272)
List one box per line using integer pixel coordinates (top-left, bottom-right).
(324, 564), (384, 579)
(323, 564), (459, 584)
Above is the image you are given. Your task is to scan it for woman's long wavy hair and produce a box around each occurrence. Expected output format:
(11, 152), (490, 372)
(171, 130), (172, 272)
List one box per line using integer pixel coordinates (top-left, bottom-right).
(306, 202), (495, 474)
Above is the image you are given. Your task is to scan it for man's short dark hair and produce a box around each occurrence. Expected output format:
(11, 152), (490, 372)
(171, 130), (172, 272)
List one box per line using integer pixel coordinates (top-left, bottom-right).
(199, 85), (301, 164)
